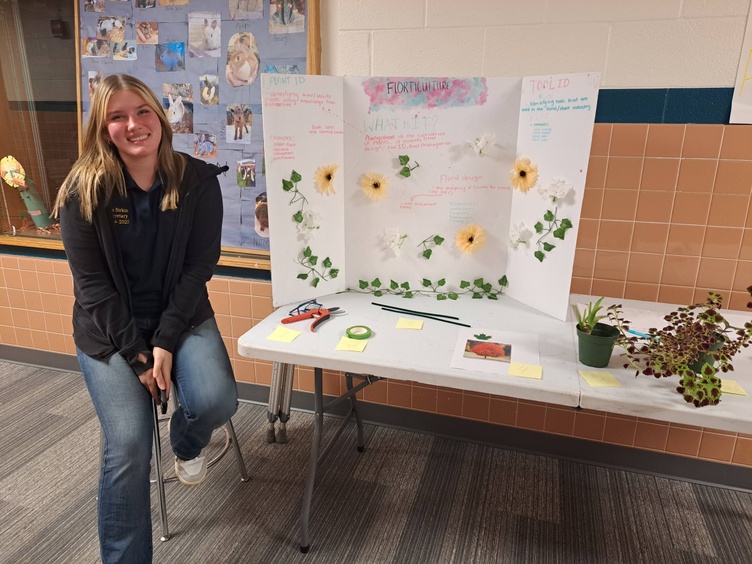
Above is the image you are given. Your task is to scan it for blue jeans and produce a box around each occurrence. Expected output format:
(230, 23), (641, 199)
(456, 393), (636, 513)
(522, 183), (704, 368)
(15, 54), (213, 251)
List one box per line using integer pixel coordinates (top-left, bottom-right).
(78, 317), (238, 564)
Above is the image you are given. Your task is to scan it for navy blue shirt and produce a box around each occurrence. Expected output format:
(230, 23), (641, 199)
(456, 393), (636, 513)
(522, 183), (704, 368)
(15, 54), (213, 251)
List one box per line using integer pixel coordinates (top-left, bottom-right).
(110, 171), (177, 318)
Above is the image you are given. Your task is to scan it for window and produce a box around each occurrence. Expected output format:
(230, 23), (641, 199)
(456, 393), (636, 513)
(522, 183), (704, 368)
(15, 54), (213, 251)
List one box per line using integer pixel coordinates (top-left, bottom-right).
(0, 0), (78, 242)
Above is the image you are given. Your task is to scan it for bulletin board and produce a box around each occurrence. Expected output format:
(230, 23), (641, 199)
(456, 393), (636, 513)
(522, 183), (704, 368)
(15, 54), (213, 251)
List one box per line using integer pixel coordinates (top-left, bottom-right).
(261, 73), (599, 320)
(76, 0), (316, 268)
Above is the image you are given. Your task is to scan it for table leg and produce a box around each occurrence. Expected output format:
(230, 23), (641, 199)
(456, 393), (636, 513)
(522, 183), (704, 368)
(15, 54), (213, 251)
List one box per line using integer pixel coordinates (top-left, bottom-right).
(266, 362), (284, 443)
(277, 362), (295, 444)
(299, 366), (324, 553)
(345, 373), (365, 452)
(267, 362), (295, 443)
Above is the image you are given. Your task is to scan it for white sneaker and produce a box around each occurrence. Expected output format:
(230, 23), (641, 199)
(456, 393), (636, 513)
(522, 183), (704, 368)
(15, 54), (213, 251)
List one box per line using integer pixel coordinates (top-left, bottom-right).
(175, 455), (207, 486)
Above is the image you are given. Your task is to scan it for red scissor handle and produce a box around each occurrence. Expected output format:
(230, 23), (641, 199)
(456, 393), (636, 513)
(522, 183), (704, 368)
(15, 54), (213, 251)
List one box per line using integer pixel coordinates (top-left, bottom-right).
(310, 311), (331, 331)
(281, 307), (340, 331)
(281, 308), (323, 324)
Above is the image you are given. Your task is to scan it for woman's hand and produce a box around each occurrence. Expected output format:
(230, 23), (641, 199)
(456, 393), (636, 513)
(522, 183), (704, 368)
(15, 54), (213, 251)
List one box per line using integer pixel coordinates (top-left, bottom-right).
(138, 366), (160, 403)
(153, 347), (173, 402)
(135, 349), (172, 407)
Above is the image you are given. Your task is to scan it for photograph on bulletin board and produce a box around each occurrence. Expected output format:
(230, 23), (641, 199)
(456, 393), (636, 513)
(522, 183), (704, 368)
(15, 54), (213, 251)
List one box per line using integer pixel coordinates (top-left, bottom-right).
(77, 0), (310, 259)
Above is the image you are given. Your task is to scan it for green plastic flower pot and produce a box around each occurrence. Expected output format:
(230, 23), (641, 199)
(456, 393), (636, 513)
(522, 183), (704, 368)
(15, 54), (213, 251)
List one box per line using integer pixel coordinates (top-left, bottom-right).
(576, 322), (620, 368)
(688, 334), (724, 373)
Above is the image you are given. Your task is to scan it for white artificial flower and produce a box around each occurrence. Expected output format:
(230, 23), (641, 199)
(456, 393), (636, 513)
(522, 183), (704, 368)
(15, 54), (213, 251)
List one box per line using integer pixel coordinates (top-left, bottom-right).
(507, 222), (533, 250)
(296, 210), (320, 242)
(383, 228), (407, 256)
(538, 179), (573, 202)
(467, 134), (496, 156)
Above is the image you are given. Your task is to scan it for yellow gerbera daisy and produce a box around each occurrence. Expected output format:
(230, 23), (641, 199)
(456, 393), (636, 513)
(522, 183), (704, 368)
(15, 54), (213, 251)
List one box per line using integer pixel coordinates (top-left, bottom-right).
(360, 172), (389, 202)
(314, 163), (339, 195)
(456, 224), (487, 254)
(509, 157), (538, 192)
(0, 155), (27, 189)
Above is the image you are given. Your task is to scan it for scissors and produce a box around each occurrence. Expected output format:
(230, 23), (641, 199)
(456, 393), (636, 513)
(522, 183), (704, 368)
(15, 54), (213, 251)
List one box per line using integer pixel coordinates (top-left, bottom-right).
(282, 306), (343, 331)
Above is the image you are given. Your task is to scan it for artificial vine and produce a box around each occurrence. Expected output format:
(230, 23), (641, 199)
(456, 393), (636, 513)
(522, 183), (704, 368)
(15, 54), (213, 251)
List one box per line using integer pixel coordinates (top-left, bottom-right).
(296, 246), (340, 288)
(398, 155), (420, 177)
(281, 169), (309, 224)
(418, 234), (444, 259)
(356, 276), (508, 300)
(533, 208), (573, 262)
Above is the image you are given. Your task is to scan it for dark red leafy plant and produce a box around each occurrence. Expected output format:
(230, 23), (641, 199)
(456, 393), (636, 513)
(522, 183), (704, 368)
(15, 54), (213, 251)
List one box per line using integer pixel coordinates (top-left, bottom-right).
(607, 287), (752, 408)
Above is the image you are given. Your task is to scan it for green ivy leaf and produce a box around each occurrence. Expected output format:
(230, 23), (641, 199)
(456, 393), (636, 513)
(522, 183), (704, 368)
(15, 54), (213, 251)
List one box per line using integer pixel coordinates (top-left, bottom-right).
(290, 170), (302, 183)
(309, 256), (318, 266)
(372, 277), (382, 288)
(438, 278), (446, 287)
(474, 333), (492, 340)
(282, 179), (293, 191)
(303, 246), (312, 258)
(437, 294), (447, 301)
(561, 218), (573, 229)
(422, 278), (432, 287)
(534, 250), (545, 262)
(322, 257), (332, 268)
(401, 281), (410, 289)
(329, 269), (340, 279)
(400, 167), (412, 178)
(399, 155), (410, 166)
(499, 275), (508, 287)
(374, 290), (383, 297)
(473, 277), (485, 287)
(422, 249), (432, 259)
(460, 280), (471, 289)
(488, 294), (498, 300)
(292, 211), (303, 223)
(359, 280), (368, 289)
(433, 235), (445, 245)
(312, 277), (320, 287)
(472, 292), (483, 299)
(543, 242), (556, 251)
(552, 228), (566, 240)
(448, 292), (458, 300)
(482, 283), (492, 292)
(297, 273), (309, 280)
(404, 291), (414, 298)
(534, 221), (543, 233)
(543, 210), (554, 222)
(390, 280), (399, 290)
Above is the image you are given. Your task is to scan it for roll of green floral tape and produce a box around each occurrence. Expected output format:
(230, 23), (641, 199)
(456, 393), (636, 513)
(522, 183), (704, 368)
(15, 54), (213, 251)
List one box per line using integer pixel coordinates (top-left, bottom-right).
(346, 325), (372, 340)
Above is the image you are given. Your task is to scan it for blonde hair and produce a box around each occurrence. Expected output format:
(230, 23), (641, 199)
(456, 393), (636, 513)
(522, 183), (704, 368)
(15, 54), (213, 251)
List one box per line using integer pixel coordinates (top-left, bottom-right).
(54, 74), (185, 222)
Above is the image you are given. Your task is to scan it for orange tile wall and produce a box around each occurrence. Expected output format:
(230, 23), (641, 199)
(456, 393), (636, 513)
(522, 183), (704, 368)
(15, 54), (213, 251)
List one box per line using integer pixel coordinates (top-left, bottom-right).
(1, 123), (752, 469)
(575, 123), (752, 310)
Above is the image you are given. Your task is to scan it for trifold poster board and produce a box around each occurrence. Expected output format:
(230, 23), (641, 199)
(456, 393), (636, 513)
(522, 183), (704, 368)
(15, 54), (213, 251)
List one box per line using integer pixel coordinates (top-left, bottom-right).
(262, 73), (599, 320)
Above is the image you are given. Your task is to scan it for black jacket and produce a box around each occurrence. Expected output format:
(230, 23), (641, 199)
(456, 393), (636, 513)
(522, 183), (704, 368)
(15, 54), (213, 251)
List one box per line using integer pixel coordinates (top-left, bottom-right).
(59, 154), (228, 374)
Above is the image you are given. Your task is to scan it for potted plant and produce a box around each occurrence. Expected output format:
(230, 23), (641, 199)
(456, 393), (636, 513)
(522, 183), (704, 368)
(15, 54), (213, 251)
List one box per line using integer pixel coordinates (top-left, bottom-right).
(573, 297), (620, 368)
(607, 288), (752, 407)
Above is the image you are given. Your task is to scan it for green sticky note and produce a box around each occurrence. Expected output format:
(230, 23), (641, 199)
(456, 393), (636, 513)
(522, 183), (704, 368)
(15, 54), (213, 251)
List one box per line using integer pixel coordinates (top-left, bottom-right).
(266, 325), (301, 343)
(336, 336), (367, 352)
(721, 380), (748, 396)
(579, 370), (621, 387)
(508, 362), (543, 379)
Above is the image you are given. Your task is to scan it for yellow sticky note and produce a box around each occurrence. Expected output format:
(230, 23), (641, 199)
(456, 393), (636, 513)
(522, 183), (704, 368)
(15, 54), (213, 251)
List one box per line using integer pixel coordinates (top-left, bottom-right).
(579, 370), (622, 387)
(396, 318), (424, 330)
(336, 336), (368, 352)
(266, 325), (301, 343)
(508, 362), (543, 379)
(721, 380), (748, 396)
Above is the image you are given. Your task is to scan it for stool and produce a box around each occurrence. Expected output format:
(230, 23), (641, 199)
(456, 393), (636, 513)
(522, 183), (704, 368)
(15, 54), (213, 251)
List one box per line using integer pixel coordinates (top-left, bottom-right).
(99, 398), (249, 542)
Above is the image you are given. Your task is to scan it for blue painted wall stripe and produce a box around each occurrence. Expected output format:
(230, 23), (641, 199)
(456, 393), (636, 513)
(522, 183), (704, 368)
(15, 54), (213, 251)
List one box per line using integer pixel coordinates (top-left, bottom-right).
(595, 88), (734, 124)
(6, 88), (739, 124)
